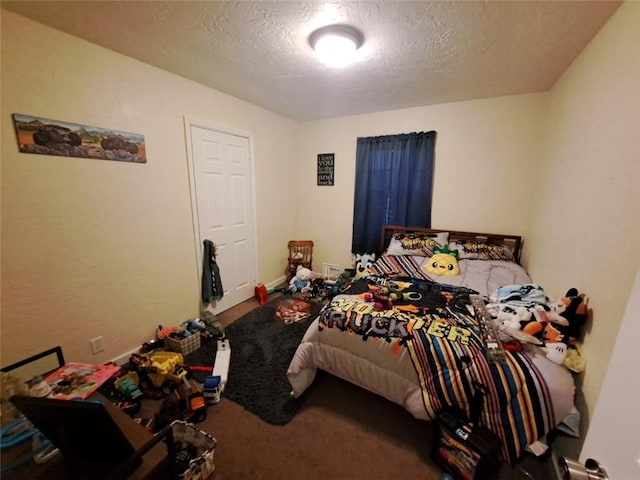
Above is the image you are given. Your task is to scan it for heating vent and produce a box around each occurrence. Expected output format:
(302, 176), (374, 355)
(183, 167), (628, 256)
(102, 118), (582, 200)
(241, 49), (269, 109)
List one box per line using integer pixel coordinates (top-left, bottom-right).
(322, 263), (340, 279)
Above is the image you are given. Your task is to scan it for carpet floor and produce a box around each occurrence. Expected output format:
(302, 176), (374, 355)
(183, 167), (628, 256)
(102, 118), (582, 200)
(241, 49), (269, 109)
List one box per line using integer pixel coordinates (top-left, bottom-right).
(0, 294), (562, 479)
(143, 295), (558, 480)
(184, 296), (326, 425)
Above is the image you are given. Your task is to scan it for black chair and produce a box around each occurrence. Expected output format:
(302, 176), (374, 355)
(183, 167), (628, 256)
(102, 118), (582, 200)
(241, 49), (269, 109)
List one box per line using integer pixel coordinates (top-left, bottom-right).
(1, 345), (66, 375)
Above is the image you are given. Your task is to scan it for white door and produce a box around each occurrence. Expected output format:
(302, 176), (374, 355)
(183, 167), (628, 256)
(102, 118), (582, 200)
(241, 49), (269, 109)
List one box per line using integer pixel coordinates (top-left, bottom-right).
(186, 121), (257, 313)
(580, 271), (640, 479)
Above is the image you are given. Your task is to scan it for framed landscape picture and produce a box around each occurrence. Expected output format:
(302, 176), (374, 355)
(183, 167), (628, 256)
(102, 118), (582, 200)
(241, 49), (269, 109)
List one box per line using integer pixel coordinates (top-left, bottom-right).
(12, 113), (146, 163)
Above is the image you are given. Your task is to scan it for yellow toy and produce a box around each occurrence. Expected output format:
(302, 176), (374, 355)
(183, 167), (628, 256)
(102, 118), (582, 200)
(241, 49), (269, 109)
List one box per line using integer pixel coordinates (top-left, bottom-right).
(425, 245), (460, 276)
(129, 351), (188, 395)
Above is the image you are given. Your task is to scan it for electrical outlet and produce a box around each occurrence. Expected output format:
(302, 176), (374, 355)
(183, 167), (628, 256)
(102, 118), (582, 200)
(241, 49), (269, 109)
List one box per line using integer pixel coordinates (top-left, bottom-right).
(90, 336), (105, 354)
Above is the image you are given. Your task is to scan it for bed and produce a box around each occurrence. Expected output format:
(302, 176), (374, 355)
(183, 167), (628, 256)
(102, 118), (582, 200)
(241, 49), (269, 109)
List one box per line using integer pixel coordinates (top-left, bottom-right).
(287, 225), (576, 464)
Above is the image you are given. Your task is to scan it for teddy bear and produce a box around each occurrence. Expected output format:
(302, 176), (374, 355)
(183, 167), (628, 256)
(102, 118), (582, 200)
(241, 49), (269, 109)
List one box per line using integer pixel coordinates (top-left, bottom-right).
(289, 265), (313, 293)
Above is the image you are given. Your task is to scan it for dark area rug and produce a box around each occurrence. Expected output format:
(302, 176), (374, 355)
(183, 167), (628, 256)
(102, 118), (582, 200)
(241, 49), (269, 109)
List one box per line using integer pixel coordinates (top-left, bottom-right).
(184, 296), (325, 425)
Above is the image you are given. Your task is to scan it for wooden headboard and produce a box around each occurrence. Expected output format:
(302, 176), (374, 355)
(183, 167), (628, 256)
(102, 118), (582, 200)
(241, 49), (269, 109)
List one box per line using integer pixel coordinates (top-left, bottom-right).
(380, 225), (523, 263)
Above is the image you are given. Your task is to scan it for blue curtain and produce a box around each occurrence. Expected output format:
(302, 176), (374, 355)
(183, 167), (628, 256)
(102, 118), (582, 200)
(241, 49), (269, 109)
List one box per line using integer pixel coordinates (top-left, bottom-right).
(351, 131), (437, 254)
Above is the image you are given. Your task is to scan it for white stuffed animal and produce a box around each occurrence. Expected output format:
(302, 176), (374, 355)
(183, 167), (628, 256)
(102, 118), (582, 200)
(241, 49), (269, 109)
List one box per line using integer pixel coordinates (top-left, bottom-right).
(289, 265), (313, 293)
(486, 303), (532, 342)
(488, 303), (532, 331)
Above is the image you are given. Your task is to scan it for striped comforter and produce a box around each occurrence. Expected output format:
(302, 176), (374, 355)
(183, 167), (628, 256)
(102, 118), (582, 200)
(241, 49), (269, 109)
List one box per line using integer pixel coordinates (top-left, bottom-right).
(406, 308), (555, 464)
(319, 277), (555, 464)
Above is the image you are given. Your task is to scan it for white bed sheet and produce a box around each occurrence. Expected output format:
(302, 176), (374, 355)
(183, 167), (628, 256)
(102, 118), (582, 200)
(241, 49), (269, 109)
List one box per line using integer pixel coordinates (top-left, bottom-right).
(424, 258), (532, 298)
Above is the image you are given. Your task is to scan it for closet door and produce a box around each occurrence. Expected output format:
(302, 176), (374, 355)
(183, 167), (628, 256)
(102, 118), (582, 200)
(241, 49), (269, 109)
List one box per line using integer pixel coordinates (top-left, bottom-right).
(186, 120), (257, 313)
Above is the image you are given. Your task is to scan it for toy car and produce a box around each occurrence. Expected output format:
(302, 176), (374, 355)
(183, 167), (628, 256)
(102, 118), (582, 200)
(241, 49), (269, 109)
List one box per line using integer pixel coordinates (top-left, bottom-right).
(173, 378), (207, 423)
(114, 372), (143, 400)
(129, 351), (188, 395)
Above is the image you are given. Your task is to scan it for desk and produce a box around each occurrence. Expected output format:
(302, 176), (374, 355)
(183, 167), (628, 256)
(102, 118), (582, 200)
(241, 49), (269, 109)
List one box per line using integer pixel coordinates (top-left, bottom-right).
(2, 348), (170, 479)
(98, 393), (169, 479)
(2, 393), (169, 480)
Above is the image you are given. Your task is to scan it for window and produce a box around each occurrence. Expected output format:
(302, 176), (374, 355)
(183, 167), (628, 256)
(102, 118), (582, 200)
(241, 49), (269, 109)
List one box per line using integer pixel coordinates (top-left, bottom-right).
(351, 131), (437, 254)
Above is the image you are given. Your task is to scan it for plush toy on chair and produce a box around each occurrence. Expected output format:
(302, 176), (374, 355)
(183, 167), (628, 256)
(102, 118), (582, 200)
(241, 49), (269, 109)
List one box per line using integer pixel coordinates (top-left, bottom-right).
(289, 266), (313, 293)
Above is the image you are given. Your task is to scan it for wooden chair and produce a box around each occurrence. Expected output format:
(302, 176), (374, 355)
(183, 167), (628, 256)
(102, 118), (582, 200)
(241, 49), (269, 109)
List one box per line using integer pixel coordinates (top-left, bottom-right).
(287, 240), (314, 279)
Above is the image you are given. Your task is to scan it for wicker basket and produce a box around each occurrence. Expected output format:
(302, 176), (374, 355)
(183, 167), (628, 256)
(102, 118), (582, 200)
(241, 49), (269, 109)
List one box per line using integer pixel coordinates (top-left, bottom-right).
(164, 331), (201, 355)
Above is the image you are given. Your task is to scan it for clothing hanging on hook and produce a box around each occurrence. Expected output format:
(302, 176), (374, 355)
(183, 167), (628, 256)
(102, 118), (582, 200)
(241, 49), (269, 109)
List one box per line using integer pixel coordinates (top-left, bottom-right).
(202, 239), (224, 304)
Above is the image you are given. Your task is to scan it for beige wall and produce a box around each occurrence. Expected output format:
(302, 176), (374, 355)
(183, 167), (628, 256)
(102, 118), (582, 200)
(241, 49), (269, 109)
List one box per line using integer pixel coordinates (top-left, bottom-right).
(1, 10), (299, 366)
(527, 0), (640, 434)
(296, 94), (547, 272)
(2, 3), (639, 455)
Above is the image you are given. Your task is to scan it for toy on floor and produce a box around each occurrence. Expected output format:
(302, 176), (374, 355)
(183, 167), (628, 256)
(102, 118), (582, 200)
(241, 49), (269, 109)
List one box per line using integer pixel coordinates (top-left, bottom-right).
(156, 325), (180, 339)
(255, 283), (269, 306)
(289, 265), (313, 293)
(129, 351), (188, 396)
(203, 375), (222, 405)
(181, 318), (206, 334)
(275, 298), (312, 323)
(212, 338), (231, 392)
(114, 372), (144, 401)
(153, 379), (207, 430)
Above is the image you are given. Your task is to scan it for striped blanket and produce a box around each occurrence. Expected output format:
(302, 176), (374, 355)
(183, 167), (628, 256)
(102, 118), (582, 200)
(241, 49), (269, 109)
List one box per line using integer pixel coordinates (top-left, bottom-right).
(319, 277), (555, 464)
(406, 309), (555, 464)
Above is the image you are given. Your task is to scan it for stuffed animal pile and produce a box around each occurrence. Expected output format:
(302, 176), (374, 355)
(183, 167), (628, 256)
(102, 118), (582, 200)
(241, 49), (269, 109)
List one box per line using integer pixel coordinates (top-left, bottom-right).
(487, 284), (589, 367)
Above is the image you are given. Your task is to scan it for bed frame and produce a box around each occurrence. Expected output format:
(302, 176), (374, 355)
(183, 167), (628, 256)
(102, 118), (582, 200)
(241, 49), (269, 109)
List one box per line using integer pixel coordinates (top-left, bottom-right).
(380, 225), (523, 264)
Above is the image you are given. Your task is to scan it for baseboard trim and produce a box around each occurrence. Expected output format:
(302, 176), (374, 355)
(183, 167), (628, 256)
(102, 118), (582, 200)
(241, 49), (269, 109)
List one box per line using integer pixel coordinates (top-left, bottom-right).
(111, 346), (140, 366)
(268, 276), (287, 289)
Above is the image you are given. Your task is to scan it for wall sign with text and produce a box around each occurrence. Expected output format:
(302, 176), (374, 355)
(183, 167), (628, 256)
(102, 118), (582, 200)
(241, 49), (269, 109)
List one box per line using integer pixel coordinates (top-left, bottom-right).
(317, 153), (334, 186)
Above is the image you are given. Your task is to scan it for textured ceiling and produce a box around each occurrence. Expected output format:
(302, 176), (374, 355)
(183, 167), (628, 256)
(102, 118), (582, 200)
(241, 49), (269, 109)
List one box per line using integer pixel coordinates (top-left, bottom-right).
(1, 1), (622, 121)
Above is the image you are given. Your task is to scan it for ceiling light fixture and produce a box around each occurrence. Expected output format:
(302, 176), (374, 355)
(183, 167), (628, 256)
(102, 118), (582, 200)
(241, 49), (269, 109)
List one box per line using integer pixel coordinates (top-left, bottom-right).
(308, 24), (364, 68)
